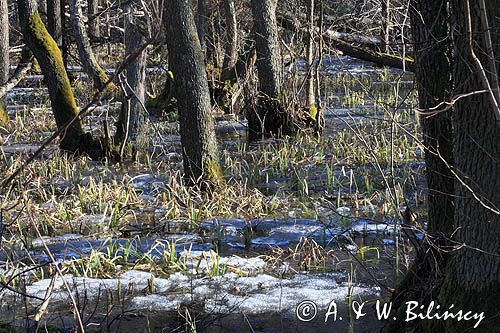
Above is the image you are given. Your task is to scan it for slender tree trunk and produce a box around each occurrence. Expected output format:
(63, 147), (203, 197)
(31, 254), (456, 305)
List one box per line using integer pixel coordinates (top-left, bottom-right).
(197, 0), (207, 57)
(222, 0), (237, 74)
(305, 0), (315, 109)
(115, 4), (146, 154)
(46, 0), (62, 49)
(165, 0), (222, 186)
(60, 0), (69, 65)
(381, 0), (390, 52)
(87, 0), (99, 38)
(17, 0), (98, 153)
(0, 0), (9, 125)
(206, 5), (223, 69)
(69, 0), (111, 90)
(436, 1), (500, 331)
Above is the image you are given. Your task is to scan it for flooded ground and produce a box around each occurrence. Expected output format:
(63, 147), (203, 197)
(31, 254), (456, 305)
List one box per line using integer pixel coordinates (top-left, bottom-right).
(0, 56), (421, 332)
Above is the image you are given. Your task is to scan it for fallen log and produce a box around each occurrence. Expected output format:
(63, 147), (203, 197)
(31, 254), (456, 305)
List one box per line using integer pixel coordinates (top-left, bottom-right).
(277, 10), (381, 46)
(277, 13), (414, 72)
(0, 60), (32, 100)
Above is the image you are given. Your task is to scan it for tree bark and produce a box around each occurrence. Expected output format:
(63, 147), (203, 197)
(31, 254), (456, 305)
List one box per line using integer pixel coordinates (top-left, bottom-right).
(38, 0), (46, 17)
(436, 1), (500, 331)
(411, 0), (454, 237)
(165, 0), (222, 186)
(250, 0), (281, 99)
(384, 1), (454, 331)
(60, 0), (69, 65)
(87, 0), (99, 38)
(305, 0), (315, 109)
(0, 0), (9, 125)
(196, 0), (207, 57)
(380, 0), (390, 52)
(17, 0), (97, 153)
(222, 0), (237, 74)
(249, 0), (290, 139)
(69, 0), (111, 90)
(115, 4), (146, 154)
(46, 0), (62, 49)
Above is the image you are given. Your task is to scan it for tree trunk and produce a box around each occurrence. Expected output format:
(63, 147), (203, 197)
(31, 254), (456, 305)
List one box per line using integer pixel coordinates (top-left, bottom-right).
(60, 0), (68, 65)
(305, 0), (315, 109)
(250, 0), (281, 99)
(249, 0), (289, 139)
(196, 0), (207, 57)
(17, 0), (97, 153)
(222, 0), (237, 74)
(165, 0), (222, 186)
(46, 0), (62, 48)
(380, 0), (390, 52)
(115, 4), (146, 154)
(411, 0), (454, 237)
(38, 0), (46, 17)
(0, 0), (9, 125)
(384, 1), (454, 331)
(436, 1), (500, 331)
(87, 0), (99, 38)
(69, 0), (110, 90)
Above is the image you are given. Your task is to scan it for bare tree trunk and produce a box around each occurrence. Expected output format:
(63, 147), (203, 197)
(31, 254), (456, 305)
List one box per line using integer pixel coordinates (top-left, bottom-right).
(249, 0), (289, 139)
(411, 0), (454, 237)
(17, 0), (98, 153)
(385, 1), (454, 331)
(222, 0), (237, 74)
(115, 4), (146, 154)
(197, 0), (207, 57)
(206, 4), (223, 69)
(165, 0), (222, 186)
(0, 0), (9, 125)
(69, 0), (111, 90)
(305, 0), (315, 109)
(46, 0), (62, 48)
(60, 0), (69, 65)
(381, 0), (390, 52)
(87, 0), (99, 38)
(38, 0), (46, 17)
(250, 0), (281, 98)
(436, 1), (500, 331)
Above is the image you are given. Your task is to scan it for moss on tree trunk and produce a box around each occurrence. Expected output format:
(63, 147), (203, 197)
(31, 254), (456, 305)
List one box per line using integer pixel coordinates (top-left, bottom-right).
(165, 0), (224, 187)
(18, 0), (101, 155)
(69, 0), (114, 92)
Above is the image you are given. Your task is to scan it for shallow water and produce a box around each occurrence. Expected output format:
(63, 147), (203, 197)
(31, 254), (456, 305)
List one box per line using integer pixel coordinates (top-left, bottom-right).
(0, 56), (417, 332)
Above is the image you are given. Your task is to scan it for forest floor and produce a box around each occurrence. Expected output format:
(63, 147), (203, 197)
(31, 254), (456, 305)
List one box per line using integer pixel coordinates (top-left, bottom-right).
(0, 56), (423, 332)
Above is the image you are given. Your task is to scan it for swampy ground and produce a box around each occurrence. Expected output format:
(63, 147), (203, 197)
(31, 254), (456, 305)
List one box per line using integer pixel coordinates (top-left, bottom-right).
(0, 56), (423, 332)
